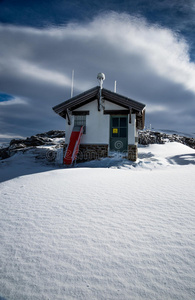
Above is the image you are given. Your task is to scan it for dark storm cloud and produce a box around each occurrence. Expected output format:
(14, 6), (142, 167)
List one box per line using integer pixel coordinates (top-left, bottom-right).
(0, 12), (195, 138)
(1, 0), (194, 61)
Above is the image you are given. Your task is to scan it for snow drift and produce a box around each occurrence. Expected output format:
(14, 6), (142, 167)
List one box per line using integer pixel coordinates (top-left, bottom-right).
(0, 142), (195, 300)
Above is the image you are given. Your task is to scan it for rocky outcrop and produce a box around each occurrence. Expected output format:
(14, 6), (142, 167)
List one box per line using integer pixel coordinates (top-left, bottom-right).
(9, 130), (65, 149)
(0, 129), (194, 161)
(0, 130), (65, 160)
(36, 130), (65, 139)
(0, 147), (10, 160)
(138, 130), (195, 149)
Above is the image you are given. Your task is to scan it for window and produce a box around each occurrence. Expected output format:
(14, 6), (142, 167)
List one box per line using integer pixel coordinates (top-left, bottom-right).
(74, 115), (86, 133)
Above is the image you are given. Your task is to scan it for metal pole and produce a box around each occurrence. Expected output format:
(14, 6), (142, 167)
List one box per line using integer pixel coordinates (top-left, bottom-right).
(114, 80), (117, 93)
(71, 69), (74, 98)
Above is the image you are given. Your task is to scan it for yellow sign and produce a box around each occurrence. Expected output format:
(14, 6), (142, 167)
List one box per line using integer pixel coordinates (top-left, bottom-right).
(113, 128), (118, 134)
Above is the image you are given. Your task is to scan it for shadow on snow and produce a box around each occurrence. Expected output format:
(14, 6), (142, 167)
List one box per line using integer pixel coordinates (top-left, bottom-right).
(1, 151), (195, 184)
(168, 154), (195, 165)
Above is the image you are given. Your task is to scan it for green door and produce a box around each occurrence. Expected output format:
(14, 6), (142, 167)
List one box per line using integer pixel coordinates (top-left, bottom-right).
(110, 115), (128, 152)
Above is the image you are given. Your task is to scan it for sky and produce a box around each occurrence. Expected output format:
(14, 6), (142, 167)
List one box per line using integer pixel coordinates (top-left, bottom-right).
(0, 0), (195, 140)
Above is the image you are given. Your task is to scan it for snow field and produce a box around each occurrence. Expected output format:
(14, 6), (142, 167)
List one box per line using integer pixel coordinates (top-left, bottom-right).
(0, 162), (195, 299)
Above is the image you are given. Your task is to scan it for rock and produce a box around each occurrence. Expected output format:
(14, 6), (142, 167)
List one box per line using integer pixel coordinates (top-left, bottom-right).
(138, 130), (195, 149)
(0, 130), (66, 161)
(9, 131), (65, 150)
(10, 135), (54, 148)
(25, 136), (49, 146)
(0, 147), (10, 159)
(138, 131), (165, 145)
(184, 137), (195, 149)
(9, 143), (26, 150)
(10, 139), (26, 146)
(36, 130), (65, 139)
(0, 129), (194, 161)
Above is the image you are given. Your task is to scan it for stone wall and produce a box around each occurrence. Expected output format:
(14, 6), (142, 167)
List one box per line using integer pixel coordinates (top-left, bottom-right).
(63, 144), (138, 163)
(64, 144), (108, 162)
(127, 145), (138, 161)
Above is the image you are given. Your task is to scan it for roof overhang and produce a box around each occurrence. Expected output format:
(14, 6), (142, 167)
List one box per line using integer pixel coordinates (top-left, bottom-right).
(52, 86), (146, 129)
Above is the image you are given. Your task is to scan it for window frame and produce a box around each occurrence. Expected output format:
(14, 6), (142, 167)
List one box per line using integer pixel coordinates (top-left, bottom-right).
(74, 115), (86, 134)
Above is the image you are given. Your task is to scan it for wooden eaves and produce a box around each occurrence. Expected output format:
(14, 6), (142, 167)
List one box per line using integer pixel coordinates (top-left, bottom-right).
(52, 86), (146, 129)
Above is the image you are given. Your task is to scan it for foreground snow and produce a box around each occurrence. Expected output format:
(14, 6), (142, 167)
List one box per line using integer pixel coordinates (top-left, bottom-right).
(0, 142), (195, 300)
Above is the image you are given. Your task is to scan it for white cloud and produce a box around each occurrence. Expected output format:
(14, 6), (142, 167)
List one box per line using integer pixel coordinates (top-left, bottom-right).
(146, 104), (168, 114)
(1, 13), (195, 94)
(0, 97), (28, 106)
(0, 12), (195, 136)
(88, 13), (195, 93)
(17, 59), (72, 87)
(0, 133), (24, 139)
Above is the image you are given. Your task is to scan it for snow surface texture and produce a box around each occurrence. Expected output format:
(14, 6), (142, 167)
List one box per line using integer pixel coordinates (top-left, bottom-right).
(0, 143), (195, 300)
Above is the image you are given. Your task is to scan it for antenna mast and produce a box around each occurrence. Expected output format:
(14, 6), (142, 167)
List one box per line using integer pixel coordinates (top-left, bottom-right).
(71, 69), (74, 98)
(114, 80), (117, 93)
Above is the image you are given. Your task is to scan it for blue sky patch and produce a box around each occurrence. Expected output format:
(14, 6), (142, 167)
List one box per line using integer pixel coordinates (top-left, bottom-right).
(0, 93), (14, 102)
